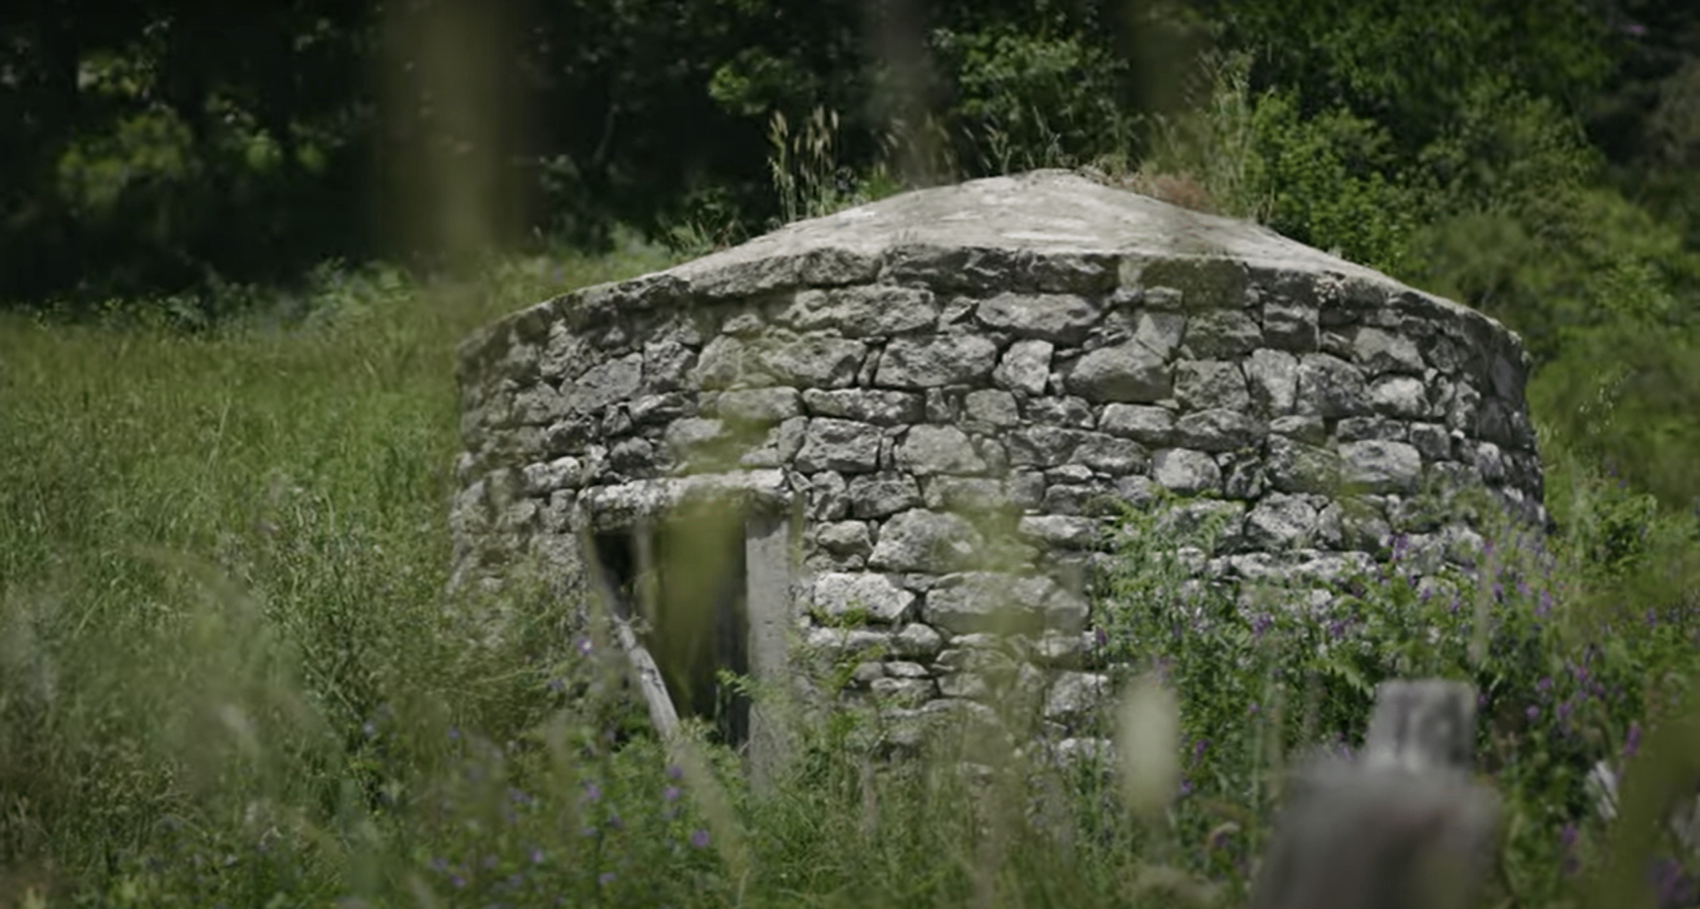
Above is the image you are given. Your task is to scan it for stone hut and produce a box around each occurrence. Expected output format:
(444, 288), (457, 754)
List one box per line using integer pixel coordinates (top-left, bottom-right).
(449, 170), (1544, 764)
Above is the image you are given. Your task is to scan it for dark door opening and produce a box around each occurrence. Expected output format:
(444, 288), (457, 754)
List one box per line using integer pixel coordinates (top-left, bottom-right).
(590, 502), (751, 749)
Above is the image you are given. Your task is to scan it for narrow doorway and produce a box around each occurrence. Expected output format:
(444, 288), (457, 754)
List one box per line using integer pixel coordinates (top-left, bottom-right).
(589, 501), (751, 749)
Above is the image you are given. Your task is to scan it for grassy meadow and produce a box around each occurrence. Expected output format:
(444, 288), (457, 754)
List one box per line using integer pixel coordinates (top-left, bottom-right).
(1, 234), (1700, 909)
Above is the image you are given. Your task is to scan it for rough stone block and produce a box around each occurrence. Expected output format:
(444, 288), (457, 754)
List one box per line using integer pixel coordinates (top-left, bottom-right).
(897, 425), (989, 476)
(1065, 343), (1171, 402)
(1295, 353), (1370, 418)
(993, 339), (1054, 395)
(1185, 309), (1263, 358)
(925, 574), (1033, 636)
(1174, 409), (1264, 452)
(964, 389), (1020, 426)
(1267, 435), (1341, 495)
(811, 572), (916, 624)
(877, 334), (1000, 387)
(1340, 440), (1423, 494)
(1353, 326), (1425, 376)
(1246, 348), (1300, 415)
(1005, 425), (1084, 468)
(1153, 448), (1223, 494)
(796, 418), (884, 473)
(1099, 403), (1175, 446)
(923, 476), (1008, 513)
(869, 509), (984, 573)
(1023, 395), (1096, 428)
(802, 388), (925, 425)
(1176, 360), (1252, 412)
(975, 292), (1101, 343)
(1134, 311), (1187, 358)
(754, 334), (866, 388)
(717, 387), (803, 424)
(1245, 494), (1321, 550)
(780, 285), (938, 336)
(1072, 432), (1149, 474)
(847, 472), (924, 518)
(1018, 515), (1101, 549)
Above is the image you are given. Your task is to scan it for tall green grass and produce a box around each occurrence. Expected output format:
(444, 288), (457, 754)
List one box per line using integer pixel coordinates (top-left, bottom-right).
(0, 249), (684, 905)
(2, 233), (1699, 909)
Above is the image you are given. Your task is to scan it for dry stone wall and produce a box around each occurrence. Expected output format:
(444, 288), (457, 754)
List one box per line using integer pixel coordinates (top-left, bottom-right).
(450, 170), (1544, 748)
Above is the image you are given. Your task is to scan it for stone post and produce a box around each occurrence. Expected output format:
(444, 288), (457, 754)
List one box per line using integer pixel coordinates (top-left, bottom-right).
(1247, 679), (1501, 909)
(745, 508), (797, 794)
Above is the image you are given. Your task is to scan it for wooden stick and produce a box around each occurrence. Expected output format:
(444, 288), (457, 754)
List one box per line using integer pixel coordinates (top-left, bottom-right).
(577, 523), (681, 742)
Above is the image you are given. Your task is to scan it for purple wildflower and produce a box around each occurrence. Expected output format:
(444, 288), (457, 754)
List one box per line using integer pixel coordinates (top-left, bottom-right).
(1626, 722), (1643, 758)
(663, 785), (681, 803)
(1650, 858), (1696, 909)
(690, 829), (710, 849)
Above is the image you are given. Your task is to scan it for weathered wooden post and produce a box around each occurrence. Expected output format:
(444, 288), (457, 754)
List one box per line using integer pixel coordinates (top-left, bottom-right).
(1247, 679), (1502, 909)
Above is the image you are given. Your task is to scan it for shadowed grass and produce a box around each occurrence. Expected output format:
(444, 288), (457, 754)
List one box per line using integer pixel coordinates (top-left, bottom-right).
(0, 247), (678, 904)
